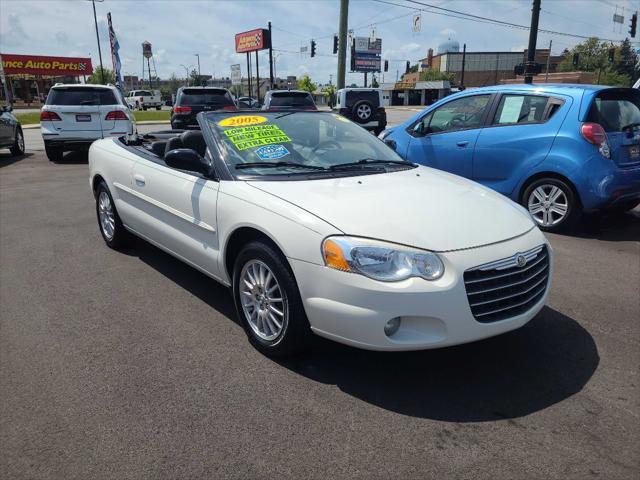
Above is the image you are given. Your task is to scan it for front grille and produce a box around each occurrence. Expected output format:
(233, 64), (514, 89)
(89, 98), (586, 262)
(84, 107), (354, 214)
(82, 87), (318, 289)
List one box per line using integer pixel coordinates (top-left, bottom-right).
(463, 245), (549, 323)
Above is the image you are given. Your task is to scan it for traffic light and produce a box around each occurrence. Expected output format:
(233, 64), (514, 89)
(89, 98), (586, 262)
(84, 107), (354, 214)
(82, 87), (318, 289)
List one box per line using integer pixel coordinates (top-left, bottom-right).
(572, 52), (580, 68)
(384, 60), (388, 72)
(311, 40), (316, 58)
(405, 61), (410, 74)
(630, 12), (637, 38)
(608, 47), (615, 63)
(333, 35), (338, 54)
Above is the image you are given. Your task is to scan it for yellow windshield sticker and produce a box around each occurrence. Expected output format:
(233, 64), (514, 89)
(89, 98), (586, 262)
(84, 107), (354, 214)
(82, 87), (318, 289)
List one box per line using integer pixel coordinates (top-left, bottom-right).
(218, 115), (267, 127)
(224, 124), (291, 151)
(332, 113), (350, 123)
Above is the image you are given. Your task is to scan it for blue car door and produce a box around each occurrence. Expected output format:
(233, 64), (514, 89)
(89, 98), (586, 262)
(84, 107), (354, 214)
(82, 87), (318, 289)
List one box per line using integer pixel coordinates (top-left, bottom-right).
(472, 93), (570, 196)
(406, 94), (492, 178)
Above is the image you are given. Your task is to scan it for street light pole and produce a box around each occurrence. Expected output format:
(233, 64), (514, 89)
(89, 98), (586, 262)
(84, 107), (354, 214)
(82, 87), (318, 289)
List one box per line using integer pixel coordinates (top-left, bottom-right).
(195, 54), (201, 85)
(337, 0), (349, 89)
(524, 0), (541, 84)
(90, 0), (105, 83)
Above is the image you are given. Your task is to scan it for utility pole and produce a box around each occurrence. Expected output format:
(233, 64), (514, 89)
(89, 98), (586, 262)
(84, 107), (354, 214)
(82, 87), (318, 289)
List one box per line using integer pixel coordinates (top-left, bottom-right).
(337, 0), (349, 89)
(524, 0), (541, 84)
(195, 53), (201, 85)
(545, 39), (552, 82)
(460, 43), (466, 89)
(91, 0), (105, 83)
(268, 21), (274, 89)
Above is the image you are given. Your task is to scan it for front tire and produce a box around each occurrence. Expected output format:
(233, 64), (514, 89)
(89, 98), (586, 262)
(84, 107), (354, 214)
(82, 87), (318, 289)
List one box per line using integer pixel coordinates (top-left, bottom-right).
(95, 181), (130, 249)
(232, 241), (311, 356)
(522, 177), (580, 232)
(45, 144), (63, 162)
(155, 105), (161, 111)
(10, 128), (25, 156)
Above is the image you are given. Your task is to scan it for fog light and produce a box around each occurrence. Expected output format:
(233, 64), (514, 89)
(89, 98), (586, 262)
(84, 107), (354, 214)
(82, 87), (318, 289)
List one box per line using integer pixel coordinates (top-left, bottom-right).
(384, 317), (401, 337)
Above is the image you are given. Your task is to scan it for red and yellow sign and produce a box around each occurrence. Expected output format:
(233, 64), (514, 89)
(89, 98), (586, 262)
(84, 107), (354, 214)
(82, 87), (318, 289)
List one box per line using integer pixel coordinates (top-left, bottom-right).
(234, 29), (270, 54)
(0, 54), (93, 76)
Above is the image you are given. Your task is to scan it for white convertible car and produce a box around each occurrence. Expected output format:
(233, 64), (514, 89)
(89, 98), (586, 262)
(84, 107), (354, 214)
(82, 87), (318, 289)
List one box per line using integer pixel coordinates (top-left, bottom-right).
(89, 111), (552, 356)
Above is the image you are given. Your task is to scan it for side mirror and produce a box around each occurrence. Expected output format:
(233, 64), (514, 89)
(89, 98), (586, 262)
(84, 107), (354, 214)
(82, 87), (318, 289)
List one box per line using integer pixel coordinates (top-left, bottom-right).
(384, 139), (397, 151)
(164, 148), (209, 175)
(413, 122), (425, 135)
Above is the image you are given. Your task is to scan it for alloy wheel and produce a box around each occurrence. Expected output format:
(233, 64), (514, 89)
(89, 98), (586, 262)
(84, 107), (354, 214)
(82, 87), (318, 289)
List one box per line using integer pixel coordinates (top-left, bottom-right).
(98, 191), (116, 240)
(527, 184), (569, 227)
(357, 104), (372, 120)
(239, 260), (286, 341)
(17, 131), (24, 152)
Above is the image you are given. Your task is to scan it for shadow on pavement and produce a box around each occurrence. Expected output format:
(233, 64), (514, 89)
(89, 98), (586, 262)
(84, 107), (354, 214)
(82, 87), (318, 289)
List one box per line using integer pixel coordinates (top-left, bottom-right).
(123, 238), (599, 422)
(0, 152), (32, 168)
(52, 151), (89, 164)
(569, 209), (640, 242)
(278, 307), (599, 422)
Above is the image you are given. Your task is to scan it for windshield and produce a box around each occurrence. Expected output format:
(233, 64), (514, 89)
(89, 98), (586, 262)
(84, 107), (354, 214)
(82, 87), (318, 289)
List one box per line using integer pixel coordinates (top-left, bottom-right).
(269, 92), (315, 107)
(205, 111), (409, 177)
(180, 89), (234, 106)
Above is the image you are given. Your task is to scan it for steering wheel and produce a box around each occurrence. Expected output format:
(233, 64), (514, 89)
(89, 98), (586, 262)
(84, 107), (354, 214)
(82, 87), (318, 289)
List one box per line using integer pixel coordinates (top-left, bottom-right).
(312, 140), (343, 154)
(447, 115), (465, 129)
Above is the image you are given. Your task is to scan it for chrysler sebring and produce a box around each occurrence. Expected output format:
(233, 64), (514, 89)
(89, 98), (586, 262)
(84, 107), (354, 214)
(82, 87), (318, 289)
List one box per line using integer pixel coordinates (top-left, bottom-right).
(88, 111), (552, 356)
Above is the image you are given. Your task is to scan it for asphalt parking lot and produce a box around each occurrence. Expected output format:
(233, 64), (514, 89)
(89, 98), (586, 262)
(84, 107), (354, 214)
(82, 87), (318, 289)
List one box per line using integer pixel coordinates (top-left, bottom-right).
(1, 126), (638, 479)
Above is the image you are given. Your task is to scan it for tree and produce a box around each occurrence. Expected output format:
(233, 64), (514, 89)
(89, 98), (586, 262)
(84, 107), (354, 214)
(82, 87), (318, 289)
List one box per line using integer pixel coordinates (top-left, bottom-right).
(87, 66), (115, 84)
(558, 37), (633, 86)
(189, 68), (200, 87)
(322, 84), (336, 107)
(419, 69), (456, 84)
(297, 74), (317, 93)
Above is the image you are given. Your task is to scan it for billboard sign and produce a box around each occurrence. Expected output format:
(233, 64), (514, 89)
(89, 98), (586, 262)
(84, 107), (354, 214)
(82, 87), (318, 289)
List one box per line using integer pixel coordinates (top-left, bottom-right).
(231, 64), (241, 85)
(235, 28), (271, 53)
(351, 37), (382, 73)
(0, 53), (93, 76)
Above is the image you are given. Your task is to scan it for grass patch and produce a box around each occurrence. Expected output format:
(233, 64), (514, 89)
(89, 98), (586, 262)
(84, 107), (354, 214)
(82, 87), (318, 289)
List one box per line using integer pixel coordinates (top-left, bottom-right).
(15, 109), (170, 126)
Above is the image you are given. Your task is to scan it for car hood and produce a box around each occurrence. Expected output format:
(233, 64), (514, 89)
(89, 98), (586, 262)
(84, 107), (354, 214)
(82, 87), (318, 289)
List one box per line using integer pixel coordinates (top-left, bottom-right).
(248, 166), (535, 252)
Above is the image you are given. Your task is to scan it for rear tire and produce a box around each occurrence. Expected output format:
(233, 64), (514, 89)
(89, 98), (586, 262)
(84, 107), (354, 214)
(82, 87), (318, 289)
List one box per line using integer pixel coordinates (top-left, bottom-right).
(155, 105), (161, 111)
(522, 177), (580, 232)
(95, 181), (130, 249)
(45, 144), (63, 162)
(142, 106), (148, 111)
(10, 128), (25, 156)
(232, 240), (312, 356)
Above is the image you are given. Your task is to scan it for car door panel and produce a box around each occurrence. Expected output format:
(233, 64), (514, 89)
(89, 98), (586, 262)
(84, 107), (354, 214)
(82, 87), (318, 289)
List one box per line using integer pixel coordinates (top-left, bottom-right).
(473, 94), (572, 195)
(405, 94), (492, 179)
(127, 158), (220, 277)
(0, 111), (13, 146)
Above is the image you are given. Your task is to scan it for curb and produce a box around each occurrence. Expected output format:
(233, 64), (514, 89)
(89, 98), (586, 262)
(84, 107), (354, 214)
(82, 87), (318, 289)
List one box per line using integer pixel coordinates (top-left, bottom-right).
(22, 120), (171, 130)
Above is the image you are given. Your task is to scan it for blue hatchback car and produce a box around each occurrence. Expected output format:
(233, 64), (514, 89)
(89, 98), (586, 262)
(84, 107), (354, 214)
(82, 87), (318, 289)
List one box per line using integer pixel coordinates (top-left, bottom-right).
(380, 84), (640, 231)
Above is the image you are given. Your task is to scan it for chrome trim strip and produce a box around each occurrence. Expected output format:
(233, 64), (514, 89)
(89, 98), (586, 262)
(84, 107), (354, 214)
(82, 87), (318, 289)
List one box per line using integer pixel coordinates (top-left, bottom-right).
(466, 259), (548, 292)
(467, 245), (544, 272)
(113, 181), (216, 233)
(473, 283), (547, 317)
(469, 273), (549, 307)
(465, 250), (548, 284)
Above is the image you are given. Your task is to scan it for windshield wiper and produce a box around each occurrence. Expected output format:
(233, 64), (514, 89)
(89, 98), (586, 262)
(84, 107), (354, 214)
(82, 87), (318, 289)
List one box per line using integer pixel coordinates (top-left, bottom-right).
(235, 161), (326, 170)
(328, 158), (414, 171)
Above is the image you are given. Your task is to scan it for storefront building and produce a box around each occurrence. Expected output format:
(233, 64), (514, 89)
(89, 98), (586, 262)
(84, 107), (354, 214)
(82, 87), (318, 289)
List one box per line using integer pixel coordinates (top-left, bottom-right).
(0, 53), (93, 104)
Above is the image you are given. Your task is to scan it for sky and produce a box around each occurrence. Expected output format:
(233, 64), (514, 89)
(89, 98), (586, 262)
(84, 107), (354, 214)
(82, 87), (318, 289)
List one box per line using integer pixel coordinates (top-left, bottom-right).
(1, 0), (639, 86)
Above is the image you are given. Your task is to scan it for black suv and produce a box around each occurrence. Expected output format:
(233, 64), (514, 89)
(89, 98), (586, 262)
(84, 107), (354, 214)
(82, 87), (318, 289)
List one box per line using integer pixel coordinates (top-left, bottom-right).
(171, 87), (236, 129)
(335, 88), (386, 135)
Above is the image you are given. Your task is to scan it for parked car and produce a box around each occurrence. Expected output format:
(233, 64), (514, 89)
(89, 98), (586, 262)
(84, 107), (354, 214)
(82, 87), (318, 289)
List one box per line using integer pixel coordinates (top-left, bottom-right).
(335, 88), (387, 135)
(40, 83), (135, 162)
(236, 96), (260, 109)
(170, 87), (236, 129)
(89, 110), (551, 356)
(0, 104), (24, 156)
(380, 84), (640, 231)
(261, 90), (317, 110)
(125, 89), (162, 110)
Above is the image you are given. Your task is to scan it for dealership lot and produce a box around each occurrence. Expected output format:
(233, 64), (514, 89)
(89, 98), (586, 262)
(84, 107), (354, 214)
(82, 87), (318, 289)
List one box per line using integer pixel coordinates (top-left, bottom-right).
(1, 126), (638, 478)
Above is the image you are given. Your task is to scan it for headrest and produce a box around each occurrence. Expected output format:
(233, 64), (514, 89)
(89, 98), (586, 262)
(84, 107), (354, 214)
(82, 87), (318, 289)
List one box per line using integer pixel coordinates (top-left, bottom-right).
(181, 130), (207, 157)
(164, 136), (183, 158)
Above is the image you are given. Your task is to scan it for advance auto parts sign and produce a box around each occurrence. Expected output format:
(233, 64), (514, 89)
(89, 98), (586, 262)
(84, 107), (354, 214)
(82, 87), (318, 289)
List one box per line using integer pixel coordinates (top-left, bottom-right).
(0, 53), (93, 76)
(235, 29), (270, 53)
(224, 124), (291, 151)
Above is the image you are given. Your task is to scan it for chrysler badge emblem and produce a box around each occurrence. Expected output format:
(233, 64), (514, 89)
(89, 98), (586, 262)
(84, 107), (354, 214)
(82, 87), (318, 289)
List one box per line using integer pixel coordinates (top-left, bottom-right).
(516, 254), (527, 267)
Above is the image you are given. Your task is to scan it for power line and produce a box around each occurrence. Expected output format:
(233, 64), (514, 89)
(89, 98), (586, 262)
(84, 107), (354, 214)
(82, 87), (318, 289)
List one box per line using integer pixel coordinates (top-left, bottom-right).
(374, 0), (639, 43)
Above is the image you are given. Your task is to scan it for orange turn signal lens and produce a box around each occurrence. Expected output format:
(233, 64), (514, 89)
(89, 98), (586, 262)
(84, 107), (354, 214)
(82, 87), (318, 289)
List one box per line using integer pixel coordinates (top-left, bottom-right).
(322, 239), (351, 272)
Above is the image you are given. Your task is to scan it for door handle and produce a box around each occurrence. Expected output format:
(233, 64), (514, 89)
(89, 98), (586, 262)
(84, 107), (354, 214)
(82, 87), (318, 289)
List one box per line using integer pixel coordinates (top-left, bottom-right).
(456, 141), (469, 148)
(134, 174), (146, 186)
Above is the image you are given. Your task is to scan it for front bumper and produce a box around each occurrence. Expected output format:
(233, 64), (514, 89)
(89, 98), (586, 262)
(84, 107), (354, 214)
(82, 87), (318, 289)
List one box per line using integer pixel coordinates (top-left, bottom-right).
(289, 227), (551, 351)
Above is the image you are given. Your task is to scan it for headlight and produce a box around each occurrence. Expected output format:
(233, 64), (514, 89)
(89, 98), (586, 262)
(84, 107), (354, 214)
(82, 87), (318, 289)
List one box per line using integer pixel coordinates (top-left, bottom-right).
(322, 236), (444, 282)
